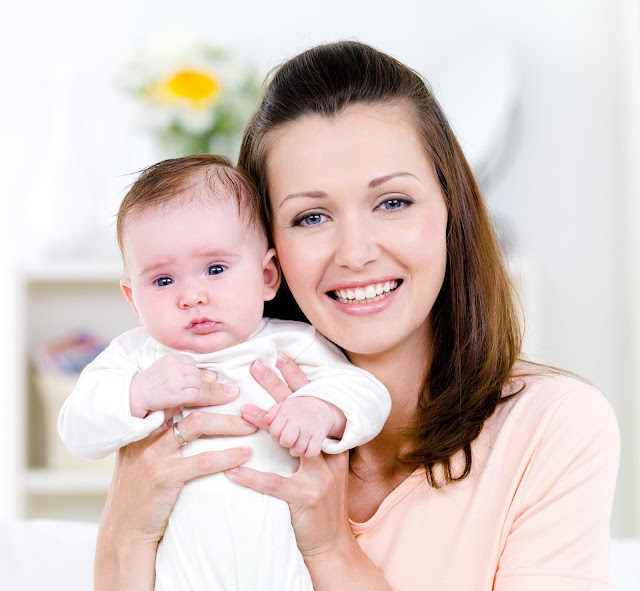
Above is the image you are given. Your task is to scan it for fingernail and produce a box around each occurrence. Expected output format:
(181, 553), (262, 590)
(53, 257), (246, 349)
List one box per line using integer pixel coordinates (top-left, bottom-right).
(226, 467), (239, 475)
(222, 383), (239, 394)
(202, 371), (217, 382)
(242, 404), (258, 416)
(276, 351), (289, 364)
(253, 360), (268, 376)
(240, 447), (252, 457)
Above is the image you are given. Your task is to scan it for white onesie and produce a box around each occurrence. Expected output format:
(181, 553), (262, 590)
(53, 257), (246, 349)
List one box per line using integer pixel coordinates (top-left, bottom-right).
(59, 318), (391, 590)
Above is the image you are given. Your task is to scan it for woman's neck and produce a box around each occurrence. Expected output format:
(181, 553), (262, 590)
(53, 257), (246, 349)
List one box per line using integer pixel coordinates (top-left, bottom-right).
(346, 328), (431, 475)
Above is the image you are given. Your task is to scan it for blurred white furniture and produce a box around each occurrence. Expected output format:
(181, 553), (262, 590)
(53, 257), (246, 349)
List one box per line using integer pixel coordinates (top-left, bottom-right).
(0, 520), (638, 591)
(3, 259), (133, 522)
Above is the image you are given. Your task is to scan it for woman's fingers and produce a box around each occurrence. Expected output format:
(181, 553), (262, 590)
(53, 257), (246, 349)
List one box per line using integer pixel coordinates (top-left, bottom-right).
(162, 411), (257, 453)
(250, 360), (293, 403)
(196, 370), (240, 406)
(225, 464), (302, 505)
(276, 352), (310, 391)
(176, 447), (253, 483)
(241, 403), (271, 430)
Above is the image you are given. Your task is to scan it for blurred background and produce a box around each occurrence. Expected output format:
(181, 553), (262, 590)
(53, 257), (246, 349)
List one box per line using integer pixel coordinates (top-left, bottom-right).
(0, 0), (637, 539)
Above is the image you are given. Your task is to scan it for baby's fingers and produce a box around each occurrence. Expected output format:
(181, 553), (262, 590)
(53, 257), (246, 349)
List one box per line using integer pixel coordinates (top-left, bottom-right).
(304, 434), (324, 458)
(290, 431), (312, 457)
(280, 423), (301, 449)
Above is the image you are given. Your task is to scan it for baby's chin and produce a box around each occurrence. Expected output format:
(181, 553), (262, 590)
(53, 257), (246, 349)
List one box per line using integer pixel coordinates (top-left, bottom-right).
(159, 328), (259, 355)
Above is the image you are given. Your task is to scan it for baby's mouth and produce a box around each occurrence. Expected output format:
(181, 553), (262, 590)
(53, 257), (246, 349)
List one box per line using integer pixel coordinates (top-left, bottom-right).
(188, 318), (218, 333)
(330, 280), (401, 304)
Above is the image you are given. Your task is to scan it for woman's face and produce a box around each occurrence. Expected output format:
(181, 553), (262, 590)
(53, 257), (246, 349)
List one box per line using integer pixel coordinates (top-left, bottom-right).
(266, 104), (448, 358)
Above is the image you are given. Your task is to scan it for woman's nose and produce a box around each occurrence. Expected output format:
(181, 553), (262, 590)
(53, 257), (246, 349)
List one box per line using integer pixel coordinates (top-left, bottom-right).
(332, 220), (381, 270)
(179, 286), (209, 309)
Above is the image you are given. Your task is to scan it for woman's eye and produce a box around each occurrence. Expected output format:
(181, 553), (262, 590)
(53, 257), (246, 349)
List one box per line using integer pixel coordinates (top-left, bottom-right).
(294, 213), (328, 227)
(378, 197), (411, 211)
(155, 277), (173, 287)
(208, 265), (226, 275)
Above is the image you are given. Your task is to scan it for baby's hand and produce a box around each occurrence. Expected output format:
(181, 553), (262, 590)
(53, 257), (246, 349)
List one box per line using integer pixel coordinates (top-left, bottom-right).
(129, 355), (214, 418)
(264, 397), (347, 457)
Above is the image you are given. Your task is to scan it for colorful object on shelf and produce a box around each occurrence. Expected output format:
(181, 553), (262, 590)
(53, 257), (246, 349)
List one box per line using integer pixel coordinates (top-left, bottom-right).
(34, 332), (107, 374)
(121, 32), (261, 157)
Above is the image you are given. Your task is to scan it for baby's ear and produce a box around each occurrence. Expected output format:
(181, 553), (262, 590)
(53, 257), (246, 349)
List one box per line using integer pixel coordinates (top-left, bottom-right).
(262, 248), (281, 301)
(120, 278), (142, 323)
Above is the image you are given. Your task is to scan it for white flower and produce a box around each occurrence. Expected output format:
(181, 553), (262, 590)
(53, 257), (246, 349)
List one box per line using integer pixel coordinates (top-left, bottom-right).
(121, 32), (260, 155)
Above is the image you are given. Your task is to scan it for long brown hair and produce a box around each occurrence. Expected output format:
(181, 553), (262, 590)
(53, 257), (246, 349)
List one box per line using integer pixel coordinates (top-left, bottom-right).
(238, 40), (523, 485)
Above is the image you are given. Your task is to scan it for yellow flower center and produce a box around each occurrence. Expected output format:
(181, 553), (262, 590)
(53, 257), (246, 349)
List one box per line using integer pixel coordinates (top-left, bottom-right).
(165, 69), (220, 102)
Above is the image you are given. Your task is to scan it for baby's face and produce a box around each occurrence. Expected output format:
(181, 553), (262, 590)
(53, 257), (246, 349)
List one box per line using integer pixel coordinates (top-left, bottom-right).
(120, 195), (279, 353)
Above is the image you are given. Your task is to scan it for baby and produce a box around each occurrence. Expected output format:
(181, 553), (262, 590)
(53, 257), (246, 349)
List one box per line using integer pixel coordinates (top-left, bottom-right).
(58, 154), (391, 591)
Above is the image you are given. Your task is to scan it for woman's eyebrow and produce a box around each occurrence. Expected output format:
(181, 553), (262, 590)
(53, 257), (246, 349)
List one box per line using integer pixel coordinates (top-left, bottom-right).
(368, 172), (417, 187)
(280, 172), (418, 208)
(280, 190), (327, 207)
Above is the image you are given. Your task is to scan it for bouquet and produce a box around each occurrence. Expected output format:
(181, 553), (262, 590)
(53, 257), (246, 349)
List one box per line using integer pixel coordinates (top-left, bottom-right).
(123, 33), (261, 158)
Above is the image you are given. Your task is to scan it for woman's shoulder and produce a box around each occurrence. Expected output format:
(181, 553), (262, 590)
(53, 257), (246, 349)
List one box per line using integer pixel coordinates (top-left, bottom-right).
(496, 362), (619, 450)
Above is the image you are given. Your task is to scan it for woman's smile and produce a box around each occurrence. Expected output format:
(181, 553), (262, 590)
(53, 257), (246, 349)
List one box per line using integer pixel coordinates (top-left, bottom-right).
(329, 279), (401, 304)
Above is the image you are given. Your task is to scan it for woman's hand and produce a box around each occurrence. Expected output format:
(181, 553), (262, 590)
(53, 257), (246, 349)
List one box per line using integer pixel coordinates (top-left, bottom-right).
(235, 355), (391, 589)
(95, 380), (256, 591)
(234, 354), (355, 557)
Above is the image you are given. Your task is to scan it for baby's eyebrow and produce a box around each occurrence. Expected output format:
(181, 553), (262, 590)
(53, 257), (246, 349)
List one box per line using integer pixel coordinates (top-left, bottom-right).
(139, 261), (173, 276)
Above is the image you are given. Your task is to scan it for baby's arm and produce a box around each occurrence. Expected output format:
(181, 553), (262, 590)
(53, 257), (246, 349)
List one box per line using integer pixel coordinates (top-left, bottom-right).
(58, 329), (165, 459)
(258, 324), (391, 455)
(263, 397), (347, 457)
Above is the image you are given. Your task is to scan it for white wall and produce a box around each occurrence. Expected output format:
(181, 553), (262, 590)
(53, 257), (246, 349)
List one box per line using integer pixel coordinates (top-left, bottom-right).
(0, 0), (637, 535)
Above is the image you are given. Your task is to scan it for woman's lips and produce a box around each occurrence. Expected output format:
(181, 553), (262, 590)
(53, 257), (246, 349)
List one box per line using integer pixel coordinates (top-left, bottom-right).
(329, 279), (402, 303)
(326, 280), (402, 315)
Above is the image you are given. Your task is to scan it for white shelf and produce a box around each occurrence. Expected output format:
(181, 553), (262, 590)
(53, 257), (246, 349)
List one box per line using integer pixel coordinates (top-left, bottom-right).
(25, 469), (112, 495)
(23, 258), (124, 283)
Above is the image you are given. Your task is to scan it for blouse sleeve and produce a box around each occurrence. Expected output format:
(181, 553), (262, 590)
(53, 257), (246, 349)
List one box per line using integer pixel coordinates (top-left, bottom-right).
(494, 383), (620, 590)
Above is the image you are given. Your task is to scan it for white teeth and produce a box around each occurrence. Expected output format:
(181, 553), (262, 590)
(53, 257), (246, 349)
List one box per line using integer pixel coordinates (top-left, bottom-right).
(333, 280), (399, 303)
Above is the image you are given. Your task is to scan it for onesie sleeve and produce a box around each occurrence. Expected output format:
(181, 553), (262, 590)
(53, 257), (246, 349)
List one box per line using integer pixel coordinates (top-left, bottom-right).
(493, 382), (620, 590)
(57, 329), (165, 459)
(286, 330), (391, 454)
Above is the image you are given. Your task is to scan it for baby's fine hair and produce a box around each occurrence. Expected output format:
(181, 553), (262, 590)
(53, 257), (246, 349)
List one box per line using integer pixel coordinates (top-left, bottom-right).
(116, 154), (264, 255)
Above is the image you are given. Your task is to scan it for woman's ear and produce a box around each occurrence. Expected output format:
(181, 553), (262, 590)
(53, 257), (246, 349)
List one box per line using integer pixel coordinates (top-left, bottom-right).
(120, 277), (142, 324)
(262, 248), (282, 301)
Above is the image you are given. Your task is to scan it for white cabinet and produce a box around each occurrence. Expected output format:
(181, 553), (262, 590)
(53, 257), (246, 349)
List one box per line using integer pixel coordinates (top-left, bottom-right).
(9, 259), (135, 522)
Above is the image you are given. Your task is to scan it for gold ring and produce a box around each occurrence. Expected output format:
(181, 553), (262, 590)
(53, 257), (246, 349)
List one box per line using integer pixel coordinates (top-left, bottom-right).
(173, 422), (188, 446)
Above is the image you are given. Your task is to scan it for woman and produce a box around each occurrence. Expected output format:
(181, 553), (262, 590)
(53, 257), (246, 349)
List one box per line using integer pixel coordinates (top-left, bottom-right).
(95, 41), (619, 590)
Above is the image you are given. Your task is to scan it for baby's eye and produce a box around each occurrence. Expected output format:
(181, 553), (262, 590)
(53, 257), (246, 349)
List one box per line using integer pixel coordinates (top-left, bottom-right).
(377, 197), (411, 211)
(208, 265), (226, 275)
(155, 277), (173, 287)
(293, 212), (328, 227)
